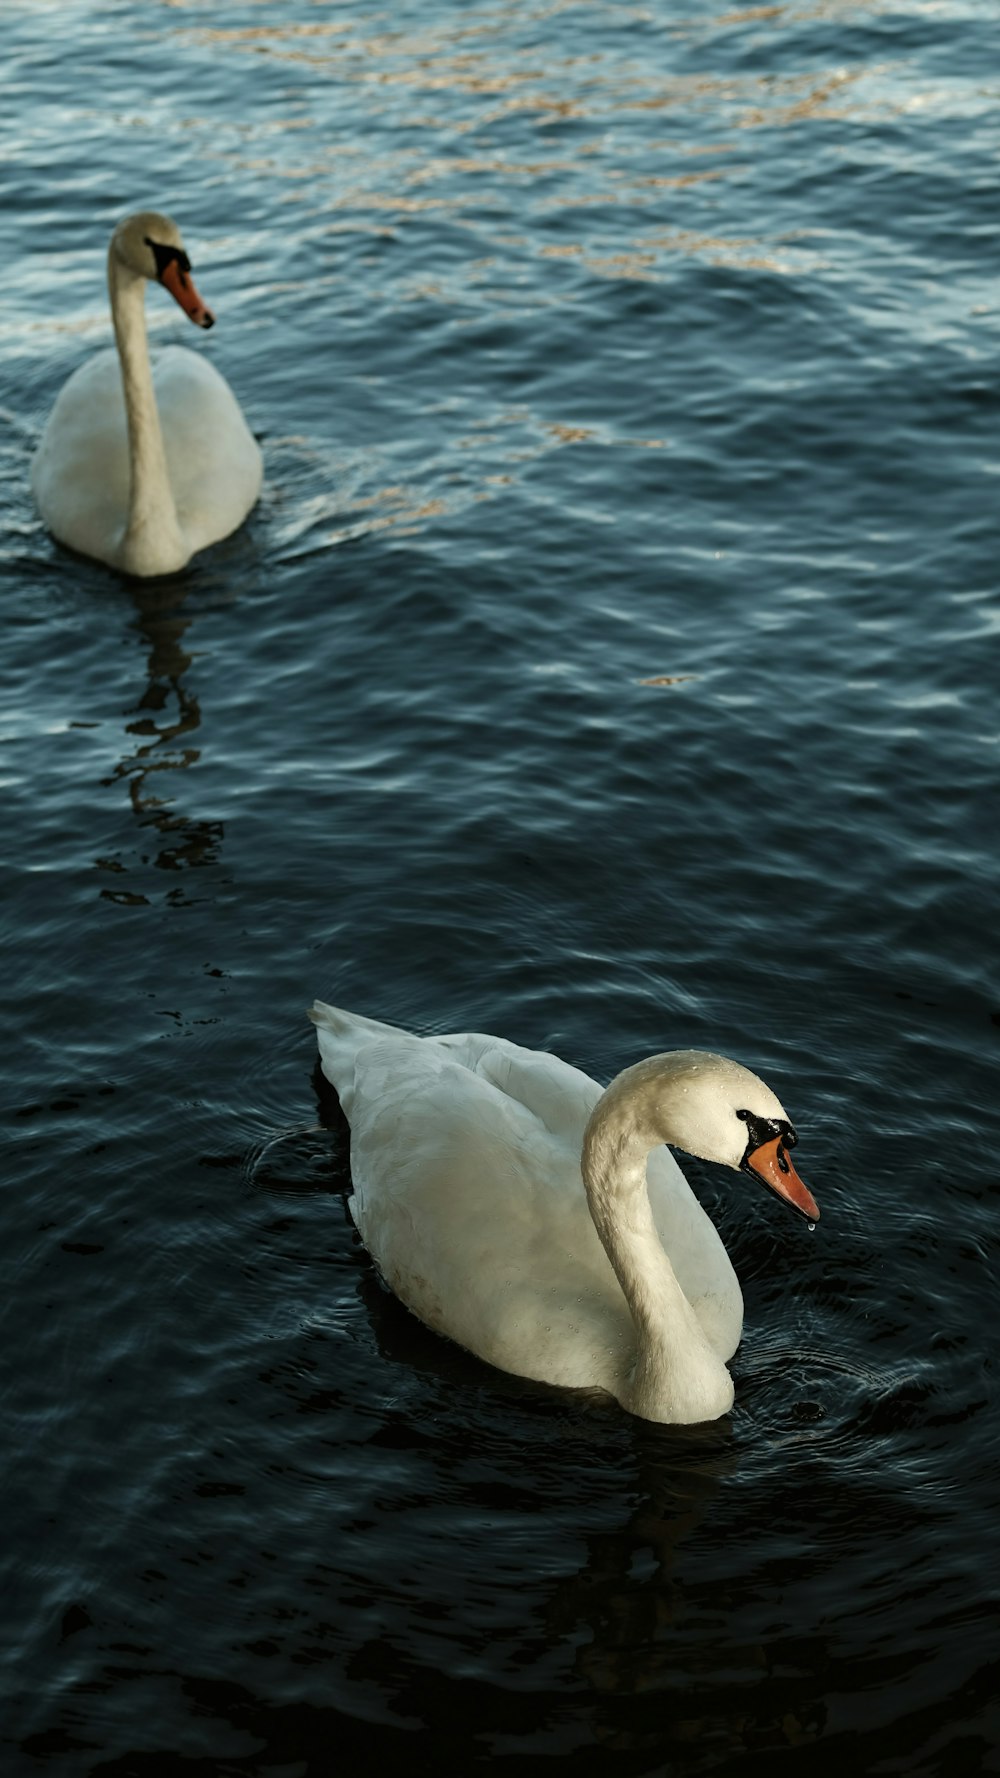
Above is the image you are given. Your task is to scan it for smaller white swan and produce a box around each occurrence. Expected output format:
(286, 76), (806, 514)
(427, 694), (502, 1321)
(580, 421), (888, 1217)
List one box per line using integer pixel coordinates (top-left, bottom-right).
(310, 1002), (820, 1425)
(32, 211), (262, 577)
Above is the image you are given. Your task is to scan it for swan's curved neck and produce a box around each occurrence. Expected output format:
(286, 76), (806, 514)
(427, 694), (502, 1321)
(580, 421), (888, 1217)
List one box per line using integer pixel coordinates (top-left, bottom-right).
(582, 1068), (732, 1421)
(108, 249), (184, 575)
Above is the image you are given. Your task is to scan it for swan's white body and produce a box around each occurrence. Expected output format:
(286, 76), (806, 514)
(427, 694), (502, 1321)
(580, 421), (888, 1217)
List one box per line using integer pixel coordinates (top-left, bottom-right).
(310, 1002), (818, 1425)
(32, 211), (262, 577)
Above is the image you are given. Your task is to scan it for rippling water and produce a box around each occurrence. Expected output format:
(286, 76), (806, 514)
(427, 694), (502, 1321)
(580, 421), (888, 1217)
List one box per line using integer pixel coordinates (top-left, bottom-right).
(4, 1), (999, 1772)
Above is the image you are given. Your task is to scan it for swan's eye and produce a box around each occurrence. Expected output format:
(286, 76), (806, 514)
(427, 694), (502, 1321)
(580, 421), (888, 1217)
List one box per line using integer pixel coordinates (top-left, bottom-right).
(144, 237), (192, 284)
(736, 1108), (749, 1122)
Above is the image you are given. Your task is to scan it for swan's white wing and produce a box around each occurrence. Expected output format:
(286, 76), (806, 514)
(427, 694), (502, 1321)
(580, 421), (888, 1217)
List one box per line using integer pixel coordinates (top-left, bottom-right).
(31, 350), (131, 565)
(155, 348), (262, 550)
(434, 1030), (604, 1142)
(313, 1008), (633, 1389)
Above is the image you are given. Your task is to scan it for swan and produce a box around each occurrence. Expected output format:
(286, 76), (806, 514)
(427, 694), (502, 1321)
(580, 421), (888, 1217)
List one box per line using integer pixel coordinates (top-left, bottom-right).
(309, 1001), (820, 1425)
(32, 210), (262, 577)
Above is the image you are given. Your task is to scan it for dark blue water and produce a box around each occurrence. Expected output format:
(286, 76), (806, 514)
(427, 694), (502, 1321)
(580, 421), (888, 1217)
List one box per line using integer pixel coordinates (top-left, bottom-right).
(4, 2), (999, 1772)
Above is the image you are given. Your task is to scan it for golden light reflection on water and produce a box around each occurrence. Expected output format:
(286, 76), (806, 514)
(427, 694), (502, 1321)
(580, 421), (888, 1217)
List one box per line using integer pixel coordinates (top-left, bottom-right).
(239, 16), (894, 578)
(148, 0), (908, 547)
(174, 7), (881, 142)
(156, 0), (901, 299)
(268, 392), (678, 557)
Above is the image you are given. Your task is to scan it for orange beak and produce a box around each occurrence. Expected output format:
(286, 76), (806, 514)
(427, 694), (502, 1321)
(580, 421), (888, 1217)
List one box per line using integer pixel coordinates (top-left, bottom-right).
(745, 1136), (820, 1221)
(159, 257), (215, 330)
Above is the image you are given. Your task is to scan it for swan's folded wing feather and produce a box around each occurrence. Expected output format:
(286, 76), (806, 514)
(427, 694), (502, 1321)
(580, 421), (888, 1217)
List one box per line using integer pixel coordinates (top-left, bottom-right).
(31, 351), (131, 562)
(341, 1034), (632, 1387)
(456, 1035), (605, 1147)
(155, 347), (262, 548)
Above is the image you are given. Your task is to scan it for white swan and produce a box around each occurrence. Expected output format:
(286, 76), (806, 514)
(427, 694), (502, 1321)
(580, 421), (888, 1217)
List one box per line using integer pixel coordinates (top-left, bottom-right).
(32, 211), (262, 577)
(309, 1001), (820, 1425)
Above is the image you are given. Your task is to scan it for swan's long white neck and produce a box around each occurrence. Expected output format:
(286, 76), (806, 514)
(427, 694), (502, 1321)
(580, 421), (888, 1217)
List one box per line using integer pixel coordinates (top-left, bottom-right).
(581, 1057), (735, 1422)
(108, 249), (185, 576)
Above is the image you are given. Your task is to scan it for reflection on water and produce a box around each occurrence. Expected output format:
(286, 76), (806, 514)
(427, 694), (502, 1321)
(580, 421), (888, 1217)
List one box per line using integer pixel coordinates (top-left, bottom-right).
(97, 587), (221, 902)
(298, 1082), (814, 1749)
(174, 1), (892, 290)
(548, 1429), (735, 1696)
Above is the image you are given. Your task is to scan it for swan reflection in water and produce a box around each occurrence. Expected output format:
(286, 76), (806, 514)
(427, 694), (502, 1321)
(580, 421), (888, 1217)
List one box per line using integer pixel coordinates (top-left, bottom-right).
(96, 583), (223, 902)
(349, 1275), (827, 1754)
(297, 1238), (829, 1759)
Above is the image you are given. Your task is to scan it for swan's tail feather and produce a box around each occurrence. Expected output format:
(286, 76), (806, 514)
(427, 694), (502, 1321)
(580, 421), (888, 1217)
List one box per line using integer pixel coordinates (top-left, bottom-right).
(308, 1000), (404, 1042)
(308, 1000), (412, 1099)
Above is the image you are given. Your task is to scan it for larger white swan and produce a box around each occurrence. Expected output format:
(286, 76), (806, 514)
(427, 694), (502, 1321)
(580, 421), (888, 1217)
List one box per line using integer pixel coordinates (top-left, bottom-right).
(310, 1002), (820, 1425)
(32, 211), (262, 577)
